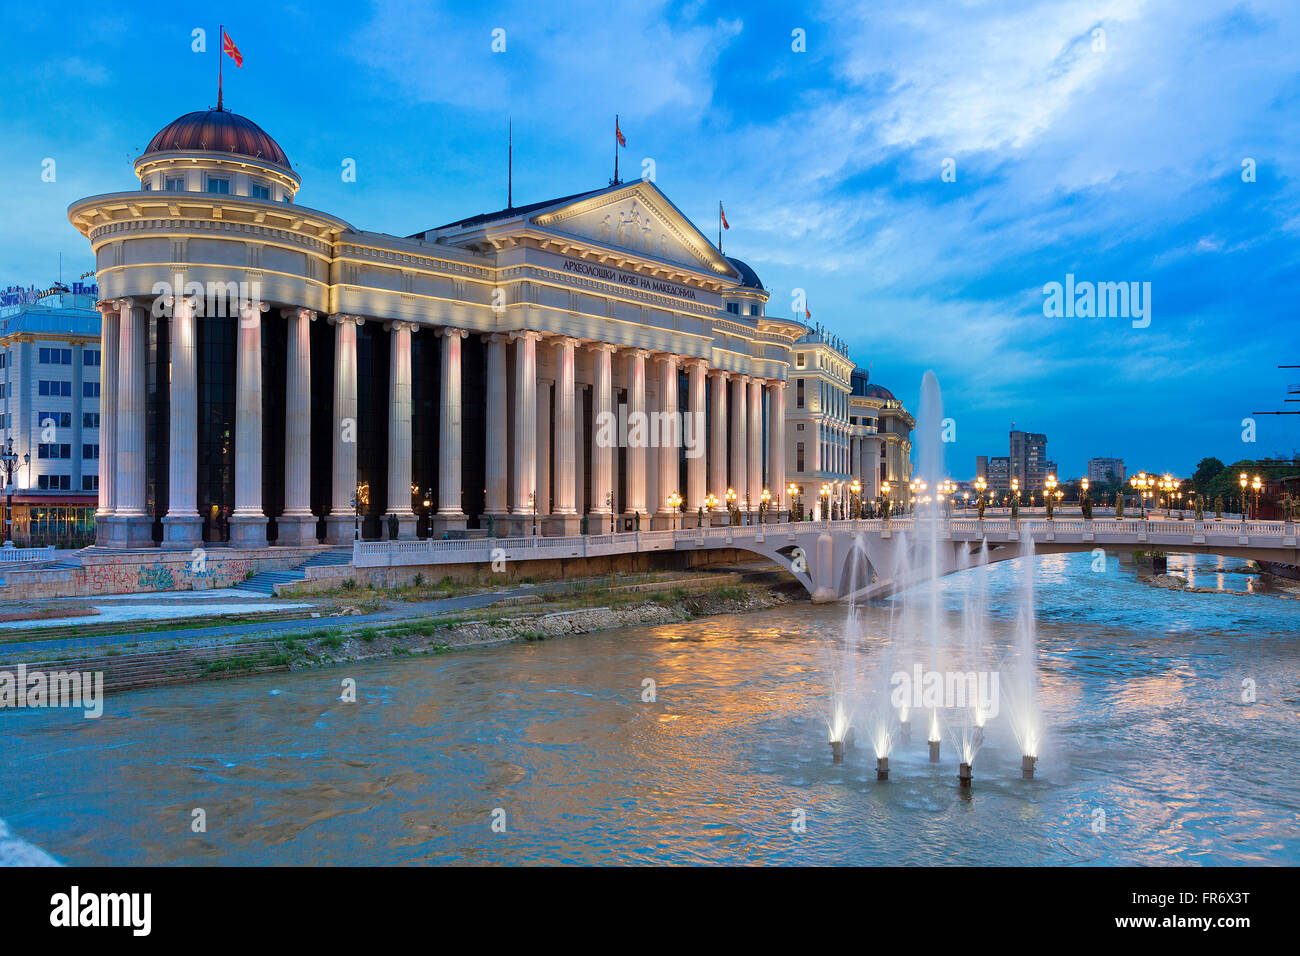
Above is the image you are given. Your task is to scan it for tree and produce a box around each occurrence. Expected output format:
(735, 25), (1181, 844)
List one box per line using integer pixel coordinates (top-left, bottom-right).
(1191, 457), (1226, 495)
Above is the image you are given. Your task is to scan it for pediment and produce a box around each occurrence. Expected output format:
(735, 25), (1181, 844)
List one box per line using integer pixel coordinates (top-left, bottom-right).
(531, 183), (734, 277)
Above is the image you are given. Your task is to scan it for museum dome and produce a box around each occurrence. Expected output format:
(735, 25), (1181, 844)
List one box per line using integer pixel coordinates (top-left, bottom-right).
(143, 108), (292, 171)
(725, 256), (764, 290)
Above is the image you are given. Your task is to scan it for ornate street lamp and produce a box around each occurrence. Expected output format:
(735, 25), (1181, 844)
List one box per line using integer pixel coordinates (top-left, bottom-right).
(880, 480), (891, 521)
(0, 438), (30, 546)
(974, 475), (987, 513)
(1044, 474), (1057, 518)
(667, 491), (683, 530)
(786, 482), (799, 521)
(760, 487), (771, 522)
(820, 482), (832, 522)
(849, 478), (861, 519)
(704, 492), (719, 524)
(606, 490), (614, 533)
(1251, 474), (1262, 520)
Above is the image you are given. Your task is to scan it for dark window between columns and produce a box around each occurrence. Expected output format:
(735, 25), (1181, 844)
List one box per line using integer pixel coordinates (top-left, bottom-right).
(308, 317), (335, 537)
(146, 310), (170, 543)
(197, 313), (236, 543)
(411, 330), (441, 538)
(356, 322), (390, 540)
(261, 316), (287, 542)
(461, 333), (486, 527)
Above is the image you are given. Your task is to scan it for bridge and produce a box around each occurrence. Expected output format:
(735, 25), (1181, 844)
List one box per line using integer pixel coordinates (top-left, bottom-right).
(354, 516), (1300, 602)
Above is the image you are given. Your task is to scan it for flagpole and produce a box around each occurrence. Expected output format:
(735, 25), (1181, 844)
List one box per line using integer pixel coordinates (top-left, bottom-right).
(718, 201), (722, 252)
(218, 23), (223, 110)
(613, 114), (619, 185)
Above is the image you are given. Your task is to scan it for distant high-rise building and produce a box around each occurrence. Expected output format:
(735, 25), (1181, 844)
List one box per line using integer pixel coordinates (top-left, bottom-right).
(987, 456), (1010, 494)
(1010, 429), (1049, 490)
(976, 455), (988, 479)
(1087, 457), (1126, 486)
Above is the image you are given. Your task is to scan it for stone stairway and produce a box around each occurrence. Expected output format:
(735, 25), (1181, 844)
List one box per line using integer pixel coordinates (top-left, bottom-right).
(233, 547), (354, 597)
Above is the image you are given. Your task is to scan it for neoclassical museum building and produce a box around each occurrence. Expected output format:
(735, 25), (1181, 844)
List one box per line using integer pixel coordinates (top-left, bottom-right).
(69, 107), (811, 549)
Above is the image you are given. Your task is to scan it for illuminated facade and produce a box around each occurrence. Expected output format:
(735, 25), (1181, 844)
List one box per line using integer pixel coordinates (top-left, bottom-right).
(69, 108), (806, 549)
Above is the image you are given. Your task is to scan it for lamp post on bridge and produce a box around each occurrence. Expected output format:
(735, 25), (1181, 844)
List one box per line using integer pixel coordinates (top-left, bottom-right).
(787, 482), (799, 522)
(850, 479), (861, 519)
(820, 483), (831, 523)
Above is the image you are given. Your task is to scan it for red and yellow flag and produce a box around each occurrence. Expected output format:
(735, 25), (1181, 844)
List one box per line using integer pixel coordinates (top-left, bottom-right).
(720, 202), (729, 230)
(222, 29), (243, 67)
(616, 118), (626, 147)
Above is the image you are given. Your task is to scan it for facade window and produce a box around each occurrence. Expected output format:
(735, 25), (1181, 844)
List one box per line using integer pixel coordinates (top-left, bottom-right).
(82, 443), (100, 459)
(796, 442), (805, 473)
(83, 382), (100, 397)
(796, 378), (804, 409)
(37, 443), (72, 459)
(250, 182), (271, 199)
(38, 474), (72, 491)
(39, 411), (72, 429)
(142, 180), (152, 190)
(83, 412), (100, 429)
(726, 302), (739, 314)
(83, 350), (100, 366)
(165, 176), (185, 191)
(206, 176), (230, 194)
(0, 383), (6, 399)
(39, 380), (72, 397)
(39, 347), (73, 365)
(83, 475), (99, 491)
(748, 304), (759, 316)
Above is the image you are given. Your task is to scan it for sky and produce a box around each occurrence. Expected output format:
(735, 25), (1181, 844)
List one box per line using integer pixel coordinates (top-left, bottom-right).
(2, 0), (1298, 479)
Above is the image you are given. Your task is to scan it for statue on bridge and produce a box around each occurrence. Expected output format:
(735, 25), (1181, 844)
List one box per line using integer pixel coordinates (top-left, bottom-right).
(1214, 495), (1224, 520)
(1010, 494), (1019, 519)
(977, 495), (986, 519)
(1115, 492), (1124, 519)
(1194, 495), (1204, 521)
(1081, 494), (1092, 519)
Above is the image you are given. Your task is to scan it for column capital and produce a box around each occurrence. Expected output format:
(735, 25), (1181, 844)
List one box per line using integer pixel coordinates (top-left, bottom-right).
(436, 325), (467, 339)
(629, 348), (651, 360)
(509, 329), (542, 344)
(553, 336), (580, 350)
(485, 332), (512, 345)
(385, 319), (421, 334)
(96, 299), (120, 316)
(281, 307), (318, 322)
(685, 357), (709, 372)
(586, 341), (618, 355)
(329, 313), (365, 327)
(767, 378), (787, 390)
(239, 300), (270, 317)
(708, 368), (730, 381)
(655, 352), (681, 368)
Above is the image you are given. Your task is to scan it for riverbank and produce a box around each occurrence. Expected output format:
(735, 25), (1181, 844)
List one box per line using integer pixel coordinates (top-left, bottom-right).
(2, 576), (799, 695)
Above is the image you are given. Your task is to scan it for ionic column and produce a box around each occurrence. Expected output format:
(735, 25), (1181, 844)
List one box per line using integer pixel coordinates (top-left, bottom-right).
(484, 334), (509, 521)
(625, 349), (648, 520)
(277, 307), (317, 546)
(112, 298), (150, 547)
(429, 326), (468, 534)
(748, 377), (763, 510)
(768, 381), (786, 517)
(510, 330), (540, 534)
(324, 314), (363, 544)
(547, 338), (580, 535)
(229, 300), (268, 548)
(94, 302), (119, 544)
(384, 321), (419, 539)
(863, 437), (881, 502)
(589, 344), (615, 521)
(730, 375), (749, 513)
(708, 370), (728, 512)
(653, 353), (679, 529)
(686, 360), (707, 513)
(162, 295), (202, 548)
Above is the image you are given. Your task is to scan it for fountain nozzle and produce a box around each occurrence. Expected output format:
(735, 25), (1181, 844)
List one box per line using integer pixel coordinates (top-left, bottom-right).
(1021, 754), (1037, 779)
(959, 762), (972, 788)
(876, 756), (889, 781)
(830, 740), (844, 764)
(928, 739), (940, 762)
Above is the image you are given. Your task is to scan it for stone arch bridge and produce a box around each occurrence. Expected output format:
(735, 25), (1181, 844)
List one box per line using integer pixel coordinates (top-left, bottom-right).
(354, 517), (1300, 602)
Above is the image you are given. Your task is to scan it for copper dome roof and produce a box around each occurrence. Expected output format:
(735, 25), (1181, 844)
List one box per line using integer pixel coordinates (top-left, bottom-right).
(143, 109), (292, 171)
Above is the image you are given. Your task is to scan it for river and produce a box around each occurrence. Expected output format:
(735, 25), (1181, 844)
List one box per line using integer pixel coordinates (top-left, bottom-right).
(2, 552), (1298, 865)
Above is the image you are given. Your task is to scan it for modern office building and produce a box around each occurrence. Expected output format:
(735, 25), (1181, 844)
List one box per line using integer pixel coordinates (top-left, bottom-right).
(1009, 429), (1050, 491)
(70, 106), (812, 548)
(987, 456), (1011, 495)
(1087, 457), (1126, 486)
(0, 285), (102, 545)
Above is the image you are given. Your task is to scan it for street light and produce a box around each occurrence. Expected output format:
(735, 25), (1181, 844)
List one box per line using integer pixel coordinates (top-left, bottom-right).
(974, 476), (987, 513)
(606, 490), (614, 533)
(1010, 478), (1020, 510)
(1045, 474), (1057, 518)
(1251, 474), (1262, 520)
(1080, 477), (1089, 503)
(704, 492), (719, 523)
(787, 481), (799, 521)
(820, 482), (832, 522)
(880, 480), (891, 520)
(667, 491), (683, 530)
(760, 487), (771, 522)
(1, 438), (30, 546)
(849, 479), (860, 519)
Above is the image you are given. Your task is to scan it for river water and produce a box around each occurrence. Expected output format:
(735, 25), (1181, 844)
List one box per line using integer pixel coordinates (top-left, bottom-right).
(2, 552), (1298, 865)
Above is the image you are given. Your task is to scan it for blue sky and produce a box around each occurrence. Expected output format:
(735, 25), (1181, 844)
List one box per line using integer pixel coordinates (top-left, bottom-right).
(2, 0), (1298, 478)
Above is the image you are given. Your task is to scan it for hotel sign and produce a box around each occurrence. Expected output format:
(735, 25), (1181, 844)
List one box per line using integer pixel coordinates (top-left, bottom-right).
(561, 258), (699, 302)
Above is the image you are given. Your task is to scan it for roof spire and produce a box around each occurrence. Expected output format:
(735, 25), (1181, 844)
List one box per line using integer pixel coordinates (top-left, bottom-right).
(507, 118), (513, 210)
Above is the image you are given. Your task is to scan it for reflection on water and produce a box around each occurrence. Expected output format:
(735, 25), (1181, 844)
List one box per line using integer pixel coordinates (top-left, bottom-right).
(1, 553), (1298, 865)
